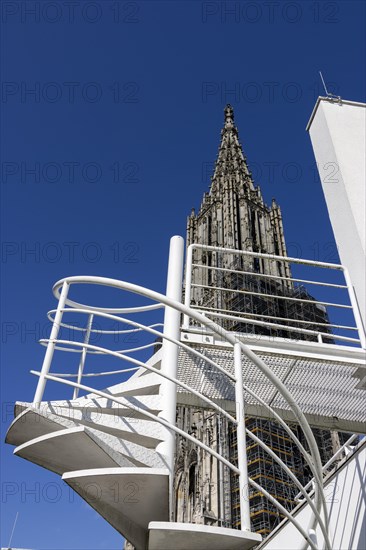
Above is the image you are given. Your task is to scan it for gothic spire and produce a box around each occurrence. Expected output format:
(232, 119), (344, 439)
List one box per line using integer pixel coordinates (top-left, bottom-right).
(211, 104), (254, 189)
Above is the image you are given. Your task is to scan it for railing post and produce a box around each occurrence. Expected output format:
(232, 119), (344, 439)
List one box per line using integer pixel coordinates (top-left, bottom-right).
(156, 236), (184, 520)
(73, 313), (94, 400)
(234, 342), (251, 531)
(33, 280), (70, 407)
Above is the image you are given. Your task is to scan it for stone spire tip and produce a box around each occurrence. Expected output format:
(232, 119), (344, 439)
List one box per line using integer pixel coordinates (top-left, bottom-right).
(224, 104), (234, 128)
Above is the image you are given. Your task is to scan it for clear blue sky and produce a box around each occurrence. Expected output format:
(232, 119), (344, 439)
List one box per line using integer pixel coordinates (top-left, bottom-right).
(1, 1), (365, 548)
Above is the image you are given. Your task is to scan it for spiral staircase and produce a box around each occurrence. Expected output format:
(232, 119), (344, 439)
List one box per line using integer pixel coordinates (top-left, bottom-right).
(5, 237), (366, 550)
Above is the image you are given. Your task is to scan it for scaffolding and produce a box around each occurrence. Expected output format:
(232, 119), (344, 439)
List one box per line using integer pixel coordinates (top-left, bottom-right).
(227, 417), (351, 535)
(196, 266), (335, 343)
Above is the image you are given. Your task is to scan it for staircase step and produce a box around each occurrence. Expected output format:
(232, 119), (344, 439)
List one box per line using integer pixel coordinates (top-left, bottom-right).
(14, 426), (134, 475)
(7, 403), (165, 469)
(91, 372), (162, 398)
(6, 405), (76, 447)
(148, 522), (262, 550)
(14, 408), (165, 449)
(38, 394), (163, 419)
(38, 408), (166, 448)
(95, 435), (169, 468)
(63, 467), (169, 550)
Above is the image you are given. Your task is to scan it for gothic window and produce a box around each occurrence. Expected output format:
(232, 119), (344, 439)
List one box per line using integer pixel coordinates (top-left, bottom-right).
(235, 194), (242, 250)
(188, 449), (198, 505)
(207, 251), (212, 285)
(207, 216), (212, 246)
(257, 212), (263, 250)
(174, 470), (183, 522)
(188, 462), (197, 519)
(250, 210), (258, 250)
(189, 464), (196, 498)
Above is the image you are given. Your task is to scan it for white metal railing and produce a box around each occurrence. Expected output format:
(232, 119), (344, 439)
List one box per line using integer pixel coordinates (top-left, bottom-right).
(183, 244), (366, 349)
(27, 237), (340, 549)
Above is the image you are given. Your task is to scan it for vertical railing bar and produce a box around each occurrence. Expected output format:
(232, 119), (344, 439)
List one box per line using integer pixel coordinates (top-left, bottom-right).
(33, 280), (70, 407)
(234, 342), (251, 531)
(73, 313), (94, 400)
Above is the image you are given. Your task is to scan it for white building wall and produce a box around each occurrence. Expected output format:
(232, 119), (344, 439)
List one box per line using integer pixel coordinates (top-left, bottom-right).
(307, 98), (366, 334)
(259, 440), (366, 550)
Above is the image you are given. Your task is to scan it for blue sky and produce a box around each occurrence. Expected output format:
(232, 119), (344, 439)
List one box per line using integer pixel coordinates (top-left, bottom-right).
(1, 1), (365, 548)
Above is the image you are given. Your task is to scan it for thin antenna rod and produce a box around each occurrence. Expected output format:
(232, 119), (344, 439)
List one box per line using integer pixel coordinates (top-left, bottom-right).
(8, 511), (19, 548)
(319, 71), (329, 96)
(319, 71), (341, 101)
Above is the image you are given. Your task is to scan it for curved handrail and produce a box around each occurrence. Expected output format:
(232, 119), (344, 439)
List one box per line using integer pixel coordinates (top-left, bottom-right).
(51, 366), (141, 377)
(40, 340), (161, 356)
(45, 307), (237, 382)
(47, 309), (164, 335)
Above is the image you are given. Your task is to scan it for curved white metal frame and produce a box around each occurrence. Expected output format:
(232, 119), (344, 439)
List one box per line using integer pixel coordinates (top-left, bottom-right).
(28, 265), (335, 550)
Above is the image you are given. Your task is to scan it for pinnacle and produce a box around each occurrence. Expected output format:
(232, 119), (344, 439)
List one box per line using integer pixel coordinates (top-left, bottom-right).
(224, 104), (235, 129)
(211, 105), (252, 187)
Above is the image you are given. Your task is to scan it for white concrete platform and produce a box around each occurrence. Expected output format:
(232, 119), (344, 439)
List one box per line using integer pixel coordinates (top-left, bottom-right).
(63, 467), (169, 550)
(148, 521), (262, 550)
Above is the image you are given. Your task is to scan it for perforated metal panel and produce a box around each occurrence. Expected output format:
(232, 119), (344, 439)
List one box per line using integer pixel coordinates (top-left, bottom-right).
(177, 344), (366, 432)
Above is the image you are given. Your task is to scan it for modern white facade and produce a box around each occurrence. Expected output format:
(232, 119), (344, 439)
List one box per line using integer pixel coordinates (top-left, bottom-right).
(259, 436), (366, 549)
(307, 97), (366, 332)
